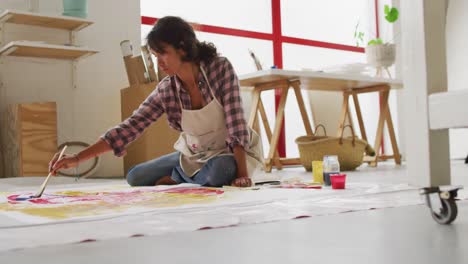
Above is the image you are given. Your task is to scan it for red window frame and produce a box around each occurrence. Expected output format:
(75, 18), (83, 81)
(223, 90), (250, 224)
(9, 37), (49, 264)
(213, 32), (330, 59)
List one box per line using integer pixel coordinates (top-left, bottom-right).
(141, 0), (380, 157)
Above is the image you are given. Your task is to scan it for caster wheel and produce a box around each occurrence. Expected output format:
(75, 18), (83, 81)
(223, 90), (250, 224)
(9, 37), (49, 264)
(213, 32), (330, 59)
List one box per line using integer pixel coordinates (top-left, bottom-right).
(431, 198), (458, 225)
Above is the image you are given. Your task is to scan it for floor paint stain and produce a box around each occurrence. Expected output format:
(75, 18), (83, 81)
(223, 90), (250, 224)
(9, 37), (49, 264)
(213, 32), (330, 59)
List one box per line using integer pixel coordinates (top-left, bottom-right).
(293, 215), (311, 219)
(78, 239), (97, 243)
(272, 183), (322, 189)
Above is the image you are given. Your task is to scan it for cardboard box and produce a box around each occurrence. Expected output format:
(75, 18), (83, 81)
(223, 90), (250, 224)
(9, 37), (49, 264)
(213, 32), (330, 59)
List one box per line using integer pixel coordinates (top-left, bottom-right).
(120, 82), (179, 174)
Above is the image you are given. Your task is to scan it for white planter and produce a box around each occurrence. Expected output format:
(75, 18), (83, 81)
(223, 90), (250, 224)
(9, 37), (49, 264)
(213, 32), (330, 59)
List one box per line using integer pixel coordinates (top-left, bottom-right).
(365, 44), (395, 68)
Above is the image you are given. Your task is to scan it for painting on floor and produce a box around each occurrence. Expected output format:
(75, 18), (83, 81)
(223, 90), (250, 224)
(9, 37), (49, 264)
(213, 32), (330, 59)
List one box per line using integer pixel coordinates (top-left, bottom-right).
(0, 185), (224, 223)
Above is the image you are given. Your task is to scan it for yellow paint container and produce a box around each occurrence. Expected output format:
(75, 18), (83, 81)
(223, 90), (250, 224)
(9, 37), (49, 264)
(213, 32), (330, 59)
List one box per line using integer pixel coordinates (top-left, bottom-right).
(312, 161), (323, 184)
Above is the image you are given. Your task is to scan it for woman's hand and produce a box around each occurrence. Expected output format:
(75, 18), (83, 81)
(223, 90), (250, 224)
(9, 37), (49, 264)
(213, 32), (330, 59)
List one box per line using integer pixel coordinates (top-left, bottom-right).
(232, 145), (251, 187)
(231, 177), (252, 187)
(48, 153), (79, 176)
(47, 139), (112, 176)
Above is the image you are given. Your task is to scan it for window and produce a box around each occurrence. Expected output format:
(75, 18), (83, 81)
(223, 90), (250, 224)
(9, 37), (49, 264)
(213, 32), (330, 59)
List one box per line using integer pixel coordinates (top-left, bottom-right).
(282, 0), (370, 46)
(141, 0), (387, 157)
(141, 0), (272, 33)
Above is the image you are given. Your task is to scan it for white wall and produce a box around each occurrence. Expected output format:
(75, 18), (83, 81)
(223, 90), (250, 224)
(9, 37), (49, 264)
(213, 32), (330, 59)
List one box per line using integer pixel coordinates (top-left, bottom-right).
(0, 0), (141, 177)
(446, 0), (468, 159)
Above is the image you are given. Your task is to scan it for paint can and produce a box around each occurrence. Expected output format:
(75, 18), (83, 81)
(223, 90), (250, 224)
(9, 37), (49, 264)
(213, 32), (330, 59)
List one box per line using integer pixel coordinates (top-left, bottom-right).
(330, 173), (346, 189)
(62, 0), (88, 18)
(312, 160), (323, 184)
(323, 155), (340, 186)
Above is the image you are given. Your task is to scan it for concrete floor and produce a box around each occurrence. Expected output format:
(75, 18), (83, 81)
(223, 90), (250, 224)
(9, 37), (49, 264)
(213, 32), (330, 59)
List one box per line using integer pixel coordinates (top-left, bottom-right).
(1, 161), (467, 263)
(1, 202), (467, 264)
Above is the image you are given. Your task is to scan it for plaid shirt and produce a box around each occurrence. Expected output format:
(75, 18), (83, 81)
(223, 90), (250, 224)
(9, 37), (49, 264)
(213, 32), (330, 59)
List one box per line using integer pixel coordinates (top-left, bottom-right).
(101, 56), (250, 157)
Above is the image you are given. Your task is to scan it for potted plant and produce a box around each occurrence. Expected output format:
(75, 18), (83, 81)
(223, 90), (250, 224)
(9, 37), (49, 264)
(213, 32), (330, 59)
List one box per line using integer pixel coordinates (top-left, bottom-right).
(354, 5), (399, 76)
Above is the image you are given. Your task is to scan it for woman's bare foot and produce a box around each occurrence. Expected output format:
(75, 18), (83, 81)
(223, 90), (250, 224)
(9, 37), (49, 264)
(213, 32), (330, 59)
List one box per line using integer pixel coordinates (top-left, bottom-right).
(155, 176), (177, 185)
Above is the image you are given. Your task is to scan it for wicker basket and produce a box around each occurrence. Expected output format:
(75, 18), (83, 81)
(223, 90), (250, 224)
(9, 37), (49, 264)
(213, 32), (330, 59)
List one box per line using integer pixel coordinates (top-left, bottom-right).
(295, 125), (373, 171)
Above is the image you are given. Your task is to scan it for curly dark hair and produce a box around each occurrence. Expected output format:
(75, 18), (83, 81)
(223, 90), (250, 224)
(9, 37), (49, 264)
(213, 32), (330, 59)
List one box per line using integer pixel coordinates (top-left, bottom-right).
(146, 16), (218, 64)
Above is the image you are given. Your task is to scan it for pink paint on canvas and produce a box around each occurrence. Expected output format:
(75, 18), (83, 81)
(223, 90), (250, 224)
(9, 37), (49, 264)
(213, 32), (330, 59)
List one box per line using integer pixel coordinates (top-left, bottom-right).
(7, 187), (224, 205)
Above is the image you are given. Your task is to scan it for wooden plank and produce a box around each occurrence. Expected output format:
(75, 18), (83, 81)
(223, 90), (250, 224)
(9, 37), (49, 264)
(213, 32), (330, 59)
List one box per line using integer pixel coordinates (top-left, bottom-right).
(352, 92), (368, 141)
(266, 87), (289, 168)
(239, 69), (403, 90)
(252, 114), (261, 136)
(120, 40), (139, 86)
(120, 41), (147, 85)
(258, 98), (282, 170)
(347, 104), (354, 134)
(239, 71), (298, 87)
(0, 10), (93, 31)
(254, 80), (289, 92)
(2, 105), (21, 177)
(378, 155), (399, 161)
(247, 89), (261, 128)
(337, 92), (350, 137)
(0, 138), (3, 177)
(278, 158), (301, 166)
(9, 45), (93, 60)
(0, 152), (3, 177)
(2, 102), (58, 177)
(291, 82), (313, 136)
(300, 79), (384, 92)
(0, 41), (97, 60)
(364, 155), (401, 162)
(369, 90), (390, 167)
(264, 160), (273, 173)
(122, 55), (139, 86)
(385, 101), (402, 164)
(351, 85), (389, 94)
(133, 55), (149, 84)
(141, 45), (158, 83)
(19, 102), (57, 176)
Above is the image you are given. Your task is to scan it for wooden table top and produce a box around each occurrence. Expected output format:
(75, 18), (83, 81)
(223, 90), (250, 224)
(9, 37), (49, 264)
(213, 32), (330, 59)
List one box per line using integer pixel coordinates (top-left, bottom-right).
(239, 69), (403, 91)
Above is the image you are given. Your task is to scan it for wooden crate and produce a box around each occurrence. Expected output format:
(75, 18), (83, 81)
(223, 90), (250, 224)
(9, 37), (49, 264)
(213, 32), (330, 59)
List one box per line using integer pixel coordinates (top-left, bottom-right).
(121, 83), (179, 175)
(2, 102), (57, 177)
(0, 141), (3, 178)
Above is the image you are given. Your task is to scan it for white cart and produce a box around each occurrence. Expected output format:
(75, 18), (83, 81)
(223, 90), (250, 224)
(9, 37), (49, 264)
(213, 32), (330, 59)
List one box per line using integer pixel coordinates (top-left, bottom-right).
(401, 0), (466, 224)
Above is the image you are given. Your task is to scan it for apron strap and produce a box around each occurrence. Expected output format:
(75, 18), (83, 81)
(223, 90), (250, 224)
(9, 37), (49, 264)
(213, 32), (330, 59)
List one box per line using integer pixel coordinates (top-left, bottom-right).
(171, 76), (184, 109)
(200, 66), (217, 101)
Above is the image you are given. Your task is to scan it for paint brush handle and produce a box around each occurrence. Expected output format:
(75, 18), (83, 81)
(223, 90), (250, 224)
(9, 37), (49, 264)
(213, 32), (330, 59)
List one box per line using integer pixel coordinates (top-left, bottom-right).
(34, 145), (68, 198)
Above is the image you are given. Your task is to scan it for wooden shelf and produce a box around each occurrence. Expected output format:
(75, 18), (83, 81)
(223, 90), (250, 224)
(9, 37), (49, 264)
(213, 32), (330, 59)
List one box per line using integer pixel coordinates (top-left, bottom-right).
(0, 9), (93, 31)
(0, 41), (98, 60)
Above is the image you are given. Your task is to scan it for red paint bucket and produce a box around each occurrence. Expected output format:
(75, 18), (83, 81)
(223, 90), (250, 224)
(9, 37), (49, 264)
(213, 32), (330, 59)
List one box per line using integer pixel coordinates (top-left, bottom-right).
(330, 173), (346, 189)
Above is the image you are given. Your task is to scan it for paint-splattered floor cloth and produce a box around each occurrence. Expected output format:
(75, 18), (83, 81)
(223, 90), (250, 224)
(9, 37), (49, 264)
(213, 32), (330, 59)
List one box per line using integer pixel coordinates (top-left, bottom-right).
(0, 181), (465, 252)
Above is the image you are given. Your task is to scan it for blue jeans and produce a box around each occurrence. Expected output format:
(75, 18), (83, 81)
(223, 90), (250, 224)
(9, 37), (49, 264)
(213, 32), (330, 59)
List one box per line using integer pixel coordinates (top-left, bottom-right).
(126, 152), (237, 187)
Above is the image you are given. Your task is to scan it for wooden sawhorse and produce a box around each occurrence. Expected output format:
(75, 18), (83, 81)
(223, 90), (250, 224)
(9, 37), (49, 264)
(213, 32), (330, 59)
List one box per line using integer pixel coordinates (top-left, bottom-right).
(247, 79), (313, 172)
(337, 84), (401, 166)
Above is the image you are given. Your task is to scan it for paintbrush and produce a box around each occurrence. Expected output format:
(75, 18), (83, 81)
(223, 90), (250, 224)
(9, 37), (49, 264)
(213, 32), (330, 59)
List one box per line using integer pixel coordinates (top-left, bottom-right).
(31, 145), (68, 198)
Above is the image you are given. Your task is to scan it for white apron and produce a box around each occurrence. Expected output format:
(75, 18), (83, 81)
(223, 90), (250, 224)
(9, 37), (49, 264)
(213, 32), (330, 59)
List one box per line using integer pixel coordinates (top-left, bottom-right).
(172, 66), (263, 178)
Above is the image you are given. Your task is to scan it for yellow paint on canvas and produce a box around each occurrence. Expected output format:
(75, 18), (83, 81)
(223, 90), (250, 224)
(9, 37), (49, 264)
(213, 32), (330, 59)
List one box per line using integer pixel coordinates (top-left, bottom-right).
(55, 191), (98, 196)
